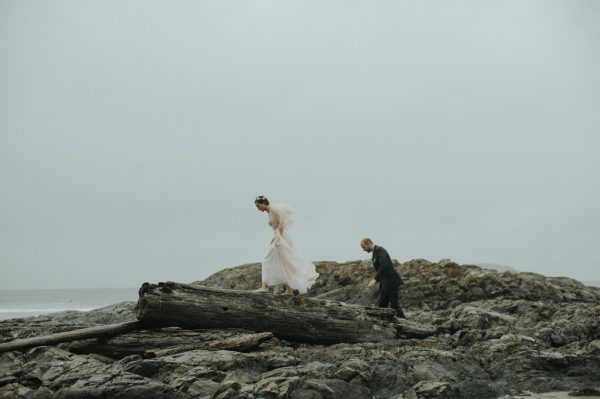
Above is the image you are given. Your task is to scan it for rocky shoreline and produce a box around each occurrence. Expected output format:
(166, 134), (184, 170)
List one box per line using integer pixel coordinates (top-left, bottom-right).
(1, 259), (599, 398)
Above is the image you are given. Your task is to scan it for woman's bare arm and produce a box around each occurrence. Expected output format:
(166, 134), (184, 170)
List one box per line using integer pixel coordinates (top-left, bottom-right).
(270, 211), (282, 243)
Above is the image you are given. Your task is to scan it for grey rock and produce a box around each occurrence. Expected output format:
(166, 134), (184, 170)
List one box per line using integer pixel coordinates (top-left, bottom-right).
(333, 358), (372, 382)
(0, 383), (31, 399)
(412, 381), (456, 398)
(569, 387), (600, 396)
(301, 379), (370, 399)
(253, 376), (302, 398)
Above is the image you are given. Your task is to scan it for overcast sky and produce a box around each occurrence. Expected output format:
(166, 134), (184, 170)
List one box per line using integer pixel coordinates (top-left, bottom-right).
(1, 1), (599, 290)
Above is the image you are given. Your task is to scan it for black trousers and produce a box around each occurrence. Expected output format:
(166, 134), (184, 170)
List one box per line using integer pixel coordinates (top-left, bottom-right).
(378, 283), (405, 318)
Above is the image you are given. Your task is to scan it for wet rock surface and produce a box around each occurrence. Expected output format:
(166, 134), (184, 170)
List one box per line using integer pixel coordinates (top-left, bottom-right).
(1, 260), (599, 398)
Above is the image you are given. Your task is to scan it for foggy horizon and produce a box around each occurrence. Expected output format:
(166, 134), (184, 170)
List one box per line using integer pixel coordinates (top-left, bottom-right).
(1, 1), (599, 290)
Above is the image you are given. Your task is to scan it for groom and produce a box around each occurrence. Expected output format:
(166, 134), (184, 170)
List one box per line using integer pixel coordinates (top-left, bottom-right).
(361, 238), (406, 319)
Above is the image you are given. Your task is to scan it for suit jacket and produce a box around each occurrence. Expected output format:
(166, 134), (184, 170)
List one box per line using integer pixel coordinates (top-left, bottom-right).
(372, 245), (403, 288)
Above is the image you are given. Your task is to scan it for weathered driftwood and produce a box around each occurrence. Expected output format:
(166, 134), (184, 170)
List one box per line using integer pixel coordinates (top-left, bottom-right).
(136, 281), (434, 343)
(0, 321), (140, 354)
(143, 331), (274, 358)
(205, 331), (273, 351)
(64, 327), (256, 357)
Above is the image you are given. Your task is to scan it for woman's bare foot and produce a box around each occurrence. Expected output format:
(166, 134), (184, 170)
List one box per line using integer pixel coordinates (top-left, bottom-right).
(283, 284), (297, 295)
(253, 283), (269, 292)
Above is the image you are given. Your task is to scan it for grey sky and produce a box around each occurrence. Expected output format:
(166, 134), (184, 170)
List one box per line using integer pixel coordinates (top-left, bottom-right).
(1, 1), (599, 289)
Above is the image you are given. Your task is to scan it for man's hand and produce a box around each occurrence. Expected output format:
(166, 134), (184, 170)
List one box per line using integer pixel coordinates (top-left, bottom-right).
(368, 279), (377, 288)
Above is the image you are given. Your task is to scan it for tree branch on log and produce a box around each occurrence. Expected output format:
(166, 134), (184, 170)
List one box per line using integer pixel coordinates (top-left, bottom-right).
(0, 321), (141, 354)
(64, 327), (256, 358)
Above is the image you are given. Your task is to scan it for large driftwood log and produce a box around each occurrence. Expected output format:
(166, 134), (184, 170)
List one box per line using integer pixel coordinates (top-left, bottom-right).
(0, 321), (140, 354)
(136, 282), (433, 344)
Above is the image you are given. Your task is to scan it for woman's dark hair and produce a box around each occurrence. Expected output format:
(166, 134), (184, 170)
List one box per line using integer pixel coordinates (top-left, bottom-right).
(254, 195), (269, 205)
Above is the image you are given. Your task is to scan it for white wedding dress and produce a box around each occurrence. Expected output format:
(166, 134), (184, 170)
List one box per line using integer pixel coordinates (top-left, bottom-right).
(262, 204), (319, 294)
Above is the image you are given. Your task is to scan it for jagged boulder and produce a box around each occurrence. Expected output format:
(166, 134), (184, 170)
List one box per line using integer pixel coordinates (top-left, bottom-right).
(196, 259), (600, 311)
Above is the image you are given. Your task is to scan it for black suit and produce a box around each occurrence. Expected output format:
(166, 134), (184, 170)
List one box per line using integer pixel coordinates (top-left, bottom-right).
(372, 245), (405, 318)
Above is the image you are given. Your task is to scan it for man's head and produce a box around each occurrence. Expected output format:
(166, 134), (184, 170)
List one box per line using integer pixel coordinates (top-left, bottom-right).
(360, 238), (374, 253)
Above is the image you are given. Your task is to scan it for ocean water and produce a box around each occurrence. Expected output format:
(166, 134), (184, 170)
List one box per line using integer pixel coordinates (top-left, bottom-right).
(0, 287), (138, 320)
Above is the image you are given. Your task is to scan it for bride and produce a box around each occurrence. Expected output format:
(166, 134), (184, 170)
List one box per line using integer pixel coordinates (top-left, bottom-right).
(254, 196), (319, 295)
